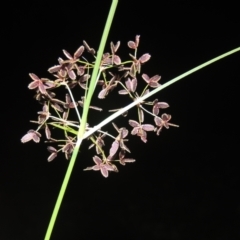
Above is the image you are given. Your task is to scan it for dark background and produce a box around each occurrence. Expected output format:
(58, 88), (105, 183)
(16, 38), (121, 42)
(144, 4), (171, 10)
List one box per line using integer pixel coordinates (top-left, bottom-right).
(1, 1), (240, 239)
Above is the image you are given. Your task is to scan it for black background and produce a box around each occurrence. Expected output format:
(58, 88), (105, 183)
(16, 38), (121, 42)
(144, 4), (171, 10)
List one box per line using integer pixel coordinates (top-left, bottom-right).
(1, 1), (240, 239)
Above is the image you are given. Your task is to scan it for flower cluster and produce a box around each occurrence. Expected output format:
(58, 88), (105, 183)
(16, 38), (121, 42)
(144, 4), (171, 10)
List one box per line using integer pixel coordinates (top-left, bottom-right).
(21, 35), (178, 177)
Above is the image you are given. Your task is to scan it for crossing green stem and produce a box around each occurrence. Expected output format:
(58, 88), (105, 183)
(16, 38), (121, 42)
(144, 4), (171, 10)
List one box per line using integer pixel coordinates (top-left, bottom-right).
(44, 1), (118, 239)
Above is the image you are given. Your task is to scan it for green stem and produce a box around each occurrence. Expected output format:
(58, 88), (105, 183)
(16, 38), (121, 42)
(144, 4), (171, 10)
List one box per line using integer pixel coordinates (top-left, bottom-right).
(50, 47), (240, 141)
(82, 47), (240, 140)
(44, 1), (118, 239)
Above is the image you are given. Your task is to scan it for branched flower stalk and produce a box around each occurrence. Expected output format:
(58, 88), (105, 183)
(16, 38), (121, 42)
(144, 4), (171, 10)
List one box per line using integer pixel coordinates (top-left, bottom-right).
(21, 37), (240, 173)
(22, 34), (183, 174)
(22, 33), (181, 170)
(20, 0), (239, 239)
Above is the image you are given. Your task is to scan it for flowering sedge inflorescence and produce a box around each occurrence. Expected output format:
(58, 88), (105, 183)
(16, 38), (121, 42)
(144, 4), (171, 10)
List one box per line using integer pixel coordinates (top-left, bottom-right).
(21, 35), (178, 178)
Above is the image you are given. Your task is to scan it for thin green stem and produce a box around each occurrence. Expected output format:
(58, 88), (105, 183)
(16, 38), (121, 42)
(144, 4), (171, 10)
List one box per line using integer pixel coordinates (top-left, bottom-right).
(49, 116), (79, 128)
(44, 1), (118, 239)
(82, 47), (240, 140)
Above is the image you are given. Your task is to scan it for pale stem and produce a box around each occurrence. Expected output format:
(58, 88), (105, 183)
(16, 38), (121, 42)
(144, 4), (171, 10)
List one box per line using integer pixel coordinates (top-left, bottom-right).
(82, 47), (240, 140)
(61, 82), (82, 123)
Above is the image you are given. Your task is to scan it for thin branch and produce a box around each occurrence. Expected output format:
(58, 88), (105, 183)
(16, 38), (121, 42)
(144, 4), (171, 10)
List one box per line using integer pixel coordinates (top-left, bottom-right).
(61, 82), (82, 122)
(44, 1), (119, 239)
(82, 47), (240, 140)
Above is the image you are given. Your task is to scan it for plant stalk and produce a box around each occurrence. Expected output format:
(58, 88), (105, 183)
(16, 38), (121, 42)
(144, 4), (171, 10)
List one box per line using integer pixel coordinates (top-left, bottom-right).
(44, 1), (118, 239)
(82, 47), (240, 140)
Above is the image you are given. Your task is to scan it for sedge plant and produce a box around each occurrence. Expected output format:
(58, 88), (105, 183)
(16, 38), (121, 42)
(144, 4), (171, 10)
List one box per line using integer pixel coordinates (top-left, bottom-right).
(20, 0), (240, 239)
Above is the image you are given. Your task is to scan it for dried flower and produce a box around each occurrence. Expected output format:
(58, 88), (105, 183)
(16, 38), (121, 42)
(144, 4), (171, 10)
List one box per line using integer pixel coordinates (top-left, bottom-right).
(49, 57), (77, 80)
(47, 146), (58, 162)
(142, 74), (161, 88)
(109, 123), (130, 156)
(127, 35), (140, 49)
(64, 94), (78, 109)
(83, 40), (96, 55)
(21, 130), (41, 143)
(98, 75), (118, 99)
(37, 103), (50, 124)
(110, 41), (121, 65)
(129, 53), (151, 77)
(28, 73), (55, 94)
(118, 150), (135, 166)
(154, 114), (179, 135)
(118, 77), (137, 95)
(129, 120), (155, 143)
(59, 137), (76, 160)
(89, 133), (106, 154)
(45, 124), (51, 139)
(62, 45), (85, 64)
(152, 100), (169, 115)
(84, 156), (115, 178)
